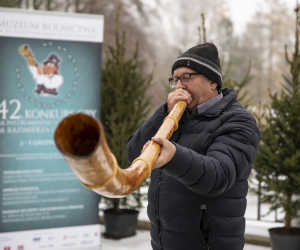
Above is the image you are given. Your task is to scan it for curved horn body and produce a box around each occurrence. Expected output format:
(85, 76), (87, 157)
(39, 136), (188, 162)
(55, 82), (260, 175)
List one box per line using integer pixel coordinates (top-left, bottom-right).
(54, 101), (187, 198)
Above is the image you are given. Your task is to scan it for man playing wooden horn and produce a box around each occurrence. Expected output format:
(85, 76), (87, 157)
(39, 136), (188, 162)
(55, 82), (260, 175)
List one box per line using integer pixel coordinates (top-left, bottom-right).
(126, 43), (261, 250)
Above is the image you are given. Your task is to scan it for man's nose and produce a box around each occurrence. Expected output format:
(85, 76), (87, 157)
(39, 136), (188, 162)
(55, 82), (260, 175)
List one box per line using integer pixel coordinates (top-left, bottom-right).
(175, 79), (186, 90)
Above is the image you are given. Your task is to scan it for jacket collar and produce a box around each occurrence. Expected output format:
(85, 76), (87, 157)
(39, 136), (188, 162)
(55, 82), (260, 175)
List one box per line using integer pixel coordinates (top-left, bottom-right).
(193, 88), (238, 118)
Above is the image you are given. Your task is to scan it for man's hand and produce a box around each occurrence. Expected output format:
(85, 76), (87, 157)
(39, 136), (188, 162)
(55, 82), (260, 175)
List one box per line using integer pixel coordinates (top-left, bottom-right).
(141, 137), (176, 170)
(167, 89), (192, 114)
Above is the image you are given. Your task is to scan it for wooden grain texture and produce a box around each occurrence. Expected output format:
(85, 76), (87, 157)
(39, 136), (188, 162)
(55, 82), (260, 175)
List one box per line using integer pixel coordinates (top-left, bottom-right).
(54, 101), (187, 197)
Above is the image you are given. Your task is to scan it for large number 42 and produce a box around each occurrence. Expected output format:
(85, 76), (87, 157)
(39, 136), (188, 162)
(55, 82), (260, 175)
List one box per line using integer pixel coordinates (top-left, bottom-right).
(0, 100), (21, 119)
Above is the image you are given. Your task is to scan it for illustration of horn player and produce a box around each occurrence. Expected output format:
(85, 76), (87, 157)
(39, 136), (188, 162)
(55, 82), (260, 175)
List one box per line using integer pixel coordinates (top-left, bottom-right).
(19, 45), (63, 96)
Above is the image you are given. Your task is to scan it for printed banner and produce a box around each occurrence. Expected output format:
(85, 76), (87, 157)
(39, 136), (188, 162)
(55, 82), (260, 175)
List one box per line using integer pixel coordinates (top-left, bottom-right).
(0, 7), (104, 250)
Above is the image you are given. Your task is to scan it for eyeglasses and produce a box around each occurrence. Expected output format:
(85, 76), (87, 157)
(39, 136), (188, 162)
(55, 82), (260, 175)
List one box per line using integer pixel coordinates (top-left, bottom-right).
(168, 73), (201, 89)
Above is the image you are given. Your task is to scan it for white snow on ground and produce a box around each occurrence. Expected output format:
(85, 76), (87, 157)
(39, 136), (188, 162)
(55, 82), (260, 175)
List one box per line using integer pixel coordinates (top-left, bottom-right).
(244, 244), (270, 250)
(245, 192), (284, 222)
(100, 225), (271, 250)
(246, 219), (283, 237)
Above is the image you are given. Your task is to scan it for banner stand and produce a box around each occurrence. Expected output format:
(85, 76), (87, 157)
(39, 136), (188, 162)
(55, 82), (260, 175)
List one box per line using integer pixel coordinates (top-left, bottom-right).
(0, 7), (104, 250)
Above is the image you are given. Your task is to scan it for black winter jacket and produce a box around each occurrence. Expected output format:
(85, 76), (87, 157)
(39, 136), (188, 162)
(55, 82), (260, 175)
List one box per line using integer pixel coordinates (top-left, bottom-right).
(126, 89), (261, 250)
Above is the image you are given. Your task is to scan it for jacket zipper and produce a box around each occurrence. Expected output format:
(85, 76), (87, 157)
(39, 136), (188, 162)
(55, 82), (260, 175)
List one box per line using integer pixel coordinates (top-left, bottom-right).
(199, 205), (211, 250)
(156, 172), (164, 250)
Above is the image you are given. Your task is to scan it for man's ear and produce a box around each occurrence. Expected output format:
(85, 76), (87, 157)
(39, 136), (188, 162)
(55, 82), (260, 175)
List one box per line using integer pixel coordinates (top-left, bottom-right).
(211, 82), (218, 90)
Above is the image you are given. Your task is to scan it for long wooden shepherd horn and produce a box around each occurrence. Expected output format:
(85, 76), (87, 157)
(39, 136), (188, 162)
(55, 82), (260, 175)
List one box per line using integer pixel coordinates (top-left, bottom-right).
(54, 101), (187, 198)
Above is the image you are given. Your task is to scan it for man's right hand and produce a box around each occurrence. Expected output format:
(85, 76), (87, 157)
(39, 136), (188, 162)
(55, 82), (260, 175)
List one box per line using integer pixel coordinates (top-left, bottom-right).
(167, 89), (192, 114)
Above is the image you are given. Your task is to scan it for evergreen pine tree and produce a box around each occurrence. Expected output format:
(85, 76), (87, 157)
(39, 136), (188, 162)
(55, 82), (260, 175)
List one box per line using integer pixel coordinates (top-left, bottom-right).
(100, 1), (152, 213)
(221, 59), (253, 110)
(253, 4), (300, 230)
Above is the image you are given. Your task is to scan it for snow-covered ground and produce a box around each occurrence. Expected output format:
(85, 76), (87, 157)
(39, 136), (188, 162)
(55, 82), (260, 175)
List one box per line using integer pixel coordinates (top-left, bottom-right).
(100, 225), (271, 250)
(245, 191), (284, 222)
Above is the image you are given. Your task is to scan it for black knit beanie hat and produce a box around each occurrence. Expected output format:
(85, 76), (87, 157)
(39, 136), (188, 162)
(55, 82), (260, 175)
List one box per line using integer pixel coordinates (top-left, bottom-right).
(172, 43), (222, 90)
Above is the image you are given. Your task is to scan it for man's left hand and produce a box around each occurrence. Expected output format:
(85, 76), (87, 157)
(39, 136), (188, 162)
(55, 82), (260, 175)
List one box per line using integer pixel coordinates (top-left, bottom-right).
(141, 137), (176, 170)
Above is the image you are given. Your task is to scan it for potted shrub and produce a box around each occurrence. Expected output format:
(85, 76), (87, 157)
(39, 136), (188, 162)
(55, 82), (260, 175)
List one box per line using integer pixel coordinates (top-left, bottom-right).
(99, 1), (152, 239)
(253, 4), (300, 250)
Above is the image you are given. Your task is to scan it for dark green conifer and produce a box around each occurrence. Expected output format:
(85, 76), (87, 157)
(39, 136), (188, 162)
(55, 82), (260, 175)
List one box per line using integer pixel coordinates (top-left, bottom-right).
(100, 1), (152, 213)
(253, 5), (300, 230)
(221, 59), (253, 110)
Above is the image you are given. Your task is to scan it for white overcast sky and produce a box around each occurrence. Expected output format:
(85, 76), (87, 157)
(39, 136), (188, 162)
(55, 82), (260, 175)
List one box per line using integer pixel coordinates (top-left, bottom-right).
(228, 0), (296, 34)
(143, 0), (297, 47)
